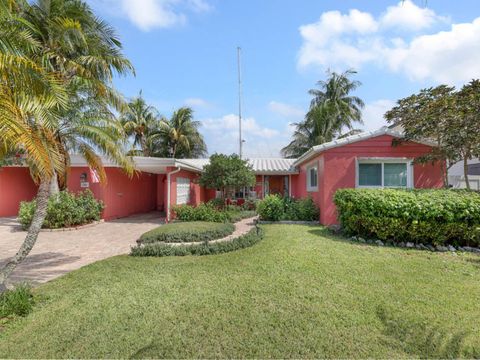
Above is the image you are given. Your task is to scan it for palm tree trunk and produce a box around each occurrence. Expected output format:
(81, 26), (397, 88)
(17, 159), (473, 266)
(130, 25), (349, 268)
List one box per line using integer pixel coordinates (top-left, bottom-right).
(49, 171), (59, 195)
(172, 143), (177, 158)
(0, 179), (50, 292)
(464, 157), (471, 190)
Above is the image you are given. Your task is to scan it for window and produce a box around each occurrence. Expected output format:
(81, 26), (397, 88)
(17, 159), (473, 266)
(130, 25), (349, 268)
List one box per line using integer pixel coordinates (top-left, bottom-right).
(357, 159), (411, 188)
(307, 165), (318, 191)
(176, 177), (190, 204)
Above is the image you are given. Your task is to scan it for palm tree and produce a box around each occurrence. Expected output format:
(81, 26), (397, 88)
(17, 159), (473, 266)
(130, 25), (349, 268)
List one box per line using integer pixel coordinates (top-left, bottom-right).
(0, 0), (134, 290)
(120, 93), (161, 156)
(158, 107), (207, 158)
(282, 69), (364, 158)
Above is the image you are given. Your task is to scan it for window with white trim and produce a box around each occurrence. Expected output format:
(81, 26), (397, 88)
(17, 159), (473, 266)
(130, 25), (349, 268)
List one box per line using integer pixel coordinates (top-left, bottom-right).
(357, 159), (412, 188)
(176, 177), (191, 204)
(306, 165), (318, 191)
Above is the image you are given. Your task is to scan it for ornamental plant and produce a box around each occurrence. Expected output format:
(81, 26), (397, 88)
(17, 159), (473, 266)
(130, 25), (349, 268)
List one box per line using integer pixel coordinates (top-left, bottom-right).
(19, 190), (104, 230)
(334, 188), (480, 247)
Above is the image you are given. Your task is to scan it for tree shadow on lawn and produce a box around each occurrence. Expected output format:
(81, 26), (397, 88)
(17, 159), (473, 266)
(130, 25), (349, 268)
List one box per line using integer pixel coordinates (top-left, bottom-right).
(376, 305), (479, 358)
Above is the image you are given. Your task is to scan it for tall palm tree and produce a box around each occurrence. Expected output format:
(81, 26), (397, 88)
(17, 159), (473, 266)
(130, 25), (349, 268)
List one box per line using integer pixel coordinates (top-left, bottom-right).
(158, 107), (207, 158)
(0, 0), (134, 290)
(282, 69), (364, 158)
(120, 93), (161, 157)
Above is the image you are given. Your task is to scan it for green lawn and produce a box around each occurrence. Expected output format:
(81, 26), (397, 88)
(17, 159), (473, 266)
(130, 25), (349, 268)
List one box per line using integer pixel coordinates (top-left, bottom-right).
(1, 225), (479, 358)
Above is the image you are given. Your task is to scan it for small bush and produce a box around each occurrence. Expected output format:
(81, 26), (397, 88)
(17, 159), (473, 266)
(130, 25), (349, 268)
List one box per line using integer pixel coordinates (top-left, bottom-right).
(18, 190), (104, 230)
(257, 195), (284, 221)
(173, 203), (230, 223)
(207, 198), (225, 209)
(173, 203), (257, 223)
(131, 226), (263, 257)
(334, 188), (480, 247)
(0, 285), (35, 318)
(283, 197), (319, 221)
(139, 221), (235, 244)
(257, 195), (319, 221)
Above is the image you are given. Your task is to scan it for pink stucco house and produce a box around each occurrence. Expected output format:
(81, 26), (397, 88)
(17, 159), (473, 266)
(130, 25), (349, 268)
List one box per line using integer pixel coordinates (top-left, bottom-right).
(0, 127), (443, 225)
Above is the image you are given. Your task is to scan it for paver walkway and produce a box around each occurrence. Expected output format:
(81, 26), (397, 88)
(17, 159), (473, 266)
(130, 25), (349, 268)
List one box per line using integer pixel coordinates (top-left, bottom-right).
(0, 212), (164, 285)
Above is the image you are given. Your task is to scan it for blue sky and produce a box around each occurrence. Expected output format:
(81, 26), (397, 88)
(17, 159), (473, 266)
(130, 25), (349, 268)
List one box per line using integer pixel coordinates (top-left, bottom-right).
(89, 0), (480, 157)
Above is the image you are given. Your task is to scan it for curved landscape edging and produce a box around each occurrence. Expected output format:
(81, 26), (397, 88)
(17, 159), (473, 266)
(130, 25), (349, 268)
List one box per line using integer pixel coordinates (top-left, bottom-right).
(130, 216), (262, 256)
(37, 220), (104, 232)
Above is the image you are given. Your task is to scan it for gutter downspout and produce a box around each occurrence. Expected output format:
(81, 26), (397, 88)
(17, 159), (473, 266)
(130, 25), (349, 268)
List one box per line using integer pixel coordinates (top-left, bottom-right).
(166, 167), (181, 222)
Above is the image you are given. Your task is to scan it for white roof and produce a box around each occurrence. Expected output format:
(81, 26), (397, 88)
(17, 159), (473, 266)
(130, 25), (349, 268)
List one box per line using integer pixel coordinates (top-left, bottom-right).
(69, 155), (297, 174)
(178, 157), (297, 174)
(293, 126), (437, 166)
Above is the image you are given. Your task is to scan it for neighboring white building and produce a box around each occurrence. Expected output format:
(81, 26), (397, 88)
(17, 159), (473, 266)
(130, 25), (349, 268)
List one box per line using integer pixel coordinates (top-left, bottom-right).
(449, 158), (480, 189)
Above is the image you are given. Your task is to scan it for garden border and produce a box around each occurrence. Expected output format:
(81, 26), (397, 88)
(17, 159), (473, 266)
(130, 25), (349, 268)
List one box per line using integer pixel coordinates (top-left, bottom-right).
(258, 220), (319, 225)
(38, 220), (104, 232)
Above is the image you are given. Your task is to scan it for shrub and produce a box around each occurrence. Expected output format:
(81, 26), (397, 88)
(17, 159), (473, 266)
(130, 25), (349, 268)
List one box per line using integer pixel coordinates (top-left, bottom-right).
(173, 203), (230, 223)
(283, 197), (319, 221)
(257, 195), (284, 221)
(257, 195), (319, 221)
(173, 203), (257, 223)
(334, 188), (480, 247)
(18, 190), (104, 230)
(139, 222), (235, 244)
(131, 226), (263, 257)
(0, 284), (35, 318)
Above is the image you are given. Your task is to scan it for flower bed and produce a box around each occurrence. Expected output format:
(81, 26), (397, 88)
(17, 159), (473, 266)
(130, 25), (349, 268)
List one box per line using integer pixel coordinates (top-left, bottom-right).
(138, 221), (235, 244)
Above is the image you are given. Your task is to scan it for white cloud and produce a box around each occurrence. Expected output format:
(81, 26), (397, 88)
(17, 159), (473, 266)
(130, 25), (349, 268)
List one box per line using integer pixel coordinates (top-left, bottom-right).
(268, 101), (304, 119)
(184, 97), (211, 108)
(117, 0), (211, 31)
(384, 18), (480, 83)
(200, 114), (291, 157)
(203, 114), (279, 139)
(361, 99), (396, 131)
(380, 1), (447, 31)
(297, 1), (480, 84)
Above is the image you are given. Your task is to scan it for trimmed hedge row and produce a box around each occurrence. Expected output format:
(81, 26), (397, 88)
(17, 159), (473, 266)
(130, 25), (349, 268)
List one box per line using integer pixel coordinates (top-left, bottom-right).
(172, 203), (256, 223)
(334, 189), (480, 247)
(130, 226), (263, 257)
(139, 221), (235, 244)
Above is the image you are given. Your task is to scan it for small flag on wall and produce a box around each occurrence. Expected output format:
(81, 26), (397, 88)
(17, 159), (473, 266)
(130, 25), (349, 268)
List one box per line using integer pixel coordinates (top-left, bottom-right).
(89, 167), (100, 183)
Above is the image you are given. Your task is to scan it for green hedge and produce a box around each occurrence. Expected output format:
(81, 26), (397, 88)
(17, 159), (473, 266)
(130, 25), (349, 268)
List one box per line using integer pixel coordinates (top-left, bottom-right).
(173, 203), (256, 223)
(18, 190), (104, 229)
(139, 221), (235, 244)
(334, 189), (480, 247)
(257, 195), (319, 221)
(131, 226), (263, 257)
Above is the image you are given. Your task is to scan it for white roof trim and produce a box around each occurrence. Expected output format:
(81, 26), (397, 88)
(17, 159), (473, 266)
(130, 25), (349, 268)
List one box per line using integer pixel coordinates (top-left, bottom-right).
(293, 126), (437, 167)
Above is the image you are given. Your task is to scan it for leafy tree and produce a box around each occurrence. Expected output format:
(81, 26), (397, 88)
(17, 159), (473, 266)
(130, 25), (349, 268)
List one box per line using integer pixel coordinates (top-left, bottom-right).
(157, 107), (207, 158)
(282, 69), (364, 158)
(0, 0), (133, 291)
(385, 82), (480, 189)
(199, 154), (256, 202)
(120, 92), (161, 156)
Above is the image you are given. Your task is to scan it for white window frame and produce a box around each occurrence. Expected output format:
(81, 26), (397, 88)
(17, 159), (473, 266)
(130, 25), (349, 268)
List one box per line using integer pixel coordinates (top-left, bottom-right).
(306, 163), (318, 192)
(355, 157), (414, 189)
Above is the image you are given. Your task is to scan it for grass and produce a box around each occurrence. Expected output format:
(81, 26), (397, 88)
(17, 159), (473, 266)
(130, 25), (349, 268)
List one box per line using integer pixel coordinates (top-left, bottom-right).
(139, 221), (235, 243)
(0, 225), (479, 358)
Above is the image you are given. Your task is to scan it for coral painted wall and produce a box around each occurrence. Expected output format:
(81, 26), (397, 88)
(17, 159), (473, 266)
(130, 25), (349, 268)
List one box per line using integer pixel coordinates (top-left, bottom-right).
(67, 167), (158, 220)
(0, 167), (38, 217)
(311, 135), (443, 225)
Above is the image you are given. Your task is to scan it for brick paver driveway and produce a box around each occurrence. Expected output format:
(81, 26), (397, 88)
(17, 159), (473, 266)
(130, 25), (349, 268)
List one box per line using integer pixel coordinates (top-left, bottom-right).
(0, 212), (163, 285)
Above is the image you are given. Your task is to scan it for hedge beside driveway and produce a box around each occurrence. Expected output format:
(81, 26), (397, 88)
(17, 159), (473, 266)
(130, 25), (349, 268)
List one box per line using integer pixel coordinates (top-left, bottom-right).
(334, 189), (480, 247)
(138, 221), (235, 244)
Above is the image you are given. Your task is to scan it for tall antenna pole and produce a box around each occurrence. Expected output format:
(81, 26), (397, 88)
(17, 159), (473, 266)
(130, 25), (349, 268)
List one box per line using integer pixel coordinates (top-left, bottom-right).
(237, 46), (243, 159)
